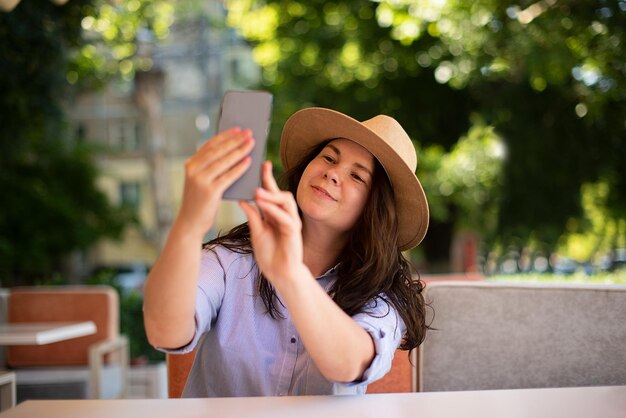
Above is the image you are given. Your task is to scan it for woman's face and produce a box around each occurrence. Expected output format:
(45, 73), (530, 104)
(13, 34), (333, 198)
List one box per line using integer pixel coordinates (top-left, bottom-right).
(296, 138), (375, 234)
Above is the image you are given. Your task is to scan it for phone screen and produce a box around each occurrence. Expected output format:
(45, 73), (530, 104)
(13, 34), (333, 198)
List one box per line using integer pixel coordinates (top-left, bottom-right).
(216, 90), (273, 200)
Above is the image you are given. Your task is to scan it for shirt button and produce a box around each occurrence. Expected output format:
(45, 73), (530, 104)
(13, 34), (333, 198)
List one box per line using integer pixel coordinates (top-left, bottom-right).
(290, 337), (296, 344)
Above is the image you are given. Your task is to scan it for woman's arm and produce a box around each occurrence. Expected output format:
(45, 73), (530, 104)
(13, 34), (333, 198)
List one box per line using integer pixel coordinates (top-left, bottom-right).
(276, 266), (375, 382)
(143, 128), (254, 349)
(142, 221), (203, 349)
(240, 162), (374, 382)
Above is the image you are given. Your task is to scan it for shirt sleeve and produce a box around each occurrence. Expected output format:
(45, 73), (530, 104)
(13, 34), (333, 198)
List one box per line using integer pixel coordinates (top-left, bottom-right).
(339, 296), (406, 388)
(157, 247), (226, 354)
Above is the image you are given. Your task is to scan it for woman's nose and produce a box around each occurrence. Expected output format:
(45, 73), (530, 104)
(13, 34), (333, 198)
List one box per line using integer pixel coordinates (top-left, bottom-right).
(324, 169), (339, 184)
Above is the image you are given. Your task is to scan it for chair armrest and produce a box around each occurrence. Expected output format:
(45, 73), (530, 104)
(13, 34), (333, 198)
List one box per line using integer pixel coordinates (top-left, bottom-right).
(0, 371), (16, 411)
(88, 336), (129, 399)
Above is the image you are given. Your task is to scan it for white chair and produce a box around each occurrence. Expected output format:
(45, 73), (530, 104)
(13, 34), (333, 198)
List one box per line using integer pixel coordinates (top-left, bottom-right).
(0, 371), (16, 411)
(4, 286), (129, 401)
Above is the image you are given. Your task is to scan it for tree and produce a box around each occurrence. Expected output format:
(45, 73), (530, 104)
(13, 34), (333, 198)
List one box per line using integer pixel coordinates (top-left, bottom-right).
(225, 0), (475, 265)
(0, 0), (176, 285)
(370, 0), (626, 249)
(225, 0), (626, 265)
(0, 0), (121, 285)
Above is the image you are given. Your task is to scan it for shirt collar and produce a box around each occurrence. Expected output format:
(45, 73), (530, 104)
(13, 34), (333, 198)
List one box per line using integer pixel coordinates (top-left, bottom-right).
(317, 263), (340, 280)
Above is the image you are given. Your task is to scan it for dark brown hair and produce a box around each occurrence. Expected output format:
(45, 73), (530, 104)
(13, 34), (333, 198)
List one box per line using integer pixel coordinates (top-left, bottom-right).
(203, 140), (429, 350)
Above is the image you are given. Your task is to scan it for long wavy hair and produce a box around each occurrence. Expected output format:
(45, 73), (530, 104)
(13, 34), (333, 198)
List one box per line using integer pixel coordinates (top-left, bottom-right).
(203, 140), (429, 351)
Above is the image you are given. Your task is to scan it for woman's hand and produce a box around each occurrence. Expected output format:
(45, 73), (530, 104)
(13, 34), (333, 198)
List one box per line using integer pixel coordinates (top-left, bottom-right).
(240, 161), (306, 288)
(176, 128), (254, 239)
(241, 161), (376, 383)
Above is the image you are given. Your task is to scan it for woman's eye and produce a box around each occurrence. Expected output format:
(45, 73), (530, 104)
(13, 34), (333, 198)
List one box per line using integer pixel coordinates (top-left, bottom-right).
(351, 173), (364, 183)
(323, 155), (335, 163)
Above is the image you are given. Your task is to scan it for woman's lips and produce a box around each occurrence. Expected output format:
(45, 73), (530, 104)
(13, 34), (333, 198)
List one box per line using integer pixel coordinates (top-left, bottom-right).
(311, 185), (337, 201)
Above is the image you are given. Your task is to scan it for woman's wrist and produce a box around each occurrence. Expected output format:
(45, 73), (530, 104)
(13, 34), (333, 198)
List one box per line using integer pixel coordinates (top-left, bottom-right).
(271, 264), (314, 297)
(169, 215), (209, 245)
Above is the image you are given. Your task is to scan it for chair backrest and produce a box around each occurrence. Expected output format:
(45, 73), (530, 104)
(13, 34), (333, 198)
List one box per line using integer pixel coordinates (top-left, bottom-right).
(167, 350), (196, 398)
(367, 271), (485, 394)
(419, 281), (626, 391)
(366, 349), (416, 393)
(168, 348), (414, 397)
(7, 286), (119, 367)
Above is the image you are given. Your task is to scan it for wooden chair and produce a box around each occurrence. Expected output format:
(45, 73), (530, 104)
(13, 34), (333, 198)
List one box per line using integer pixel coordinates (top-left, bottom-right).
(5, 286), (129, 401)
(419, 281), (626, 391)
(167, 350), (196, 398)
(365, 349), (416, 393)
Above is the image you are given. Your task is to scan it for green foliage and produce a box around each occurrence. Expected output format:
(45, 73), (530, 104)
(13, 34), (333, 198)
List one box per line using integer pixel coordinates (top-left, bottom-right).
(0, 0), (89, 158)
(419, 119), (505, 236)
(558, 181), (626, 263)
(68, 0), (175, 86)
(226, 0), (473, 160)
(0, 138), (132, 285)
(225, 0), (626, 258)
(380, 0), (626, 246)
(0, 0), (163, 285)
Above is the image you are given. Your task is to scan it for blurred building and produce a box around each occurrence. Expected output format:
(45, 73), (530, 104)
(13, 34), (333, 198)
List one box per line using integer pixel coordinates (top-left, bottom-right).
(70, 1), (260, 274)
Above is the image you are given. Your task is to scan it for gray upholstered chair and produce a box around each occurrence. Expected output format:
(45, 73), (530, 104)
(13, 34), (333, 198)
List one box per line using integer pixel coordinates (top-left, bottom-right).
(419, 281), (626, 391)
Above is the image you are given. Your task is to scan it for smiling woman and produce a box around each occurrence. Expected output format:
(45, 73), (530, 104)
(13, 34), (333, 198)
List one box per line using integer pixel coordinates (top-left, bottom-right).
(143, 107), (431, 398)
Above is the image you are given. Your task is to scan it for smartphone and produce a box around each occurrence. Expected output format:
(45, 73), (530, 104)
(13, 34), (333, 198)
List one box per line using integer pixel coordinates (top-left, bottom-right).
(215, 90), (273, 200)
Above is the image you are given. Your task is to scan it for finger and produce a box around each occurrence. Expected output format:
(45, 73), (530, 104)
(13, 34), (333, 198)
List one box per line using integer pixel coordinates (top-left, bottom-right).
(188, 129), (253, 174)
(192, 129), (252, 172)
(255, 199), (299, 233)
(261, 161), (281, 193)
(195, 127), (243, 159)
(198, 137), (254, 183)
(256, 188), (293, 208)
(198, 127), (243, 154)
(256, 188), (299, 216)
(211, 155), (252, 194)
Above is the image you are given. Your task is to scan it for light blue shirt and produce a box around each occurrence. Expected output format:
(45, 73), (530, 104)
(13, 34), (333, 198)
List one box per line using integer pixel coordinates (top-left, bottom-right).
(162, 245), (405, 397)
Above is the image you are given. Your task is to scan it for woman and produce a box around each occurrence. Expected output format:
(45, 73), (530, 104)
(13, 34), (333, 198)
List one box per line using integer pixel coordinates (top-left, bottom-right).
(143, 107), (430, 397)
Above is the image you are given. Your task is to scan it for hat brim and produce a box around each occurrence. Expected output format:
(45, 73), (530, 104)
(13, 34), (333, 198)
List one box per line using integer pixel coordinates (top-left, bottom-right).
(280, 108), (429, 250)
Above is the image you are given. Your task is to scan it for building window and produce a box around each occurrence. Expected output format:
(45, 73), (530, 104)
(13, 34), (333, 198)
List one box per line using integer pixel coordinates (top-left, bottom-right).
(119, 181), (141, 209)
(109, 119), (141, 153)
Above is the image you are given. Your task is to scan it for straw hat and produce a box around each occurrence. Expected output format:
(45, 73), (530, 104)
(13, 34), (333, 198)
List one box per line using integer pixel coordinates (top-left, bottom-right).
(280, 107), (429, 250)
